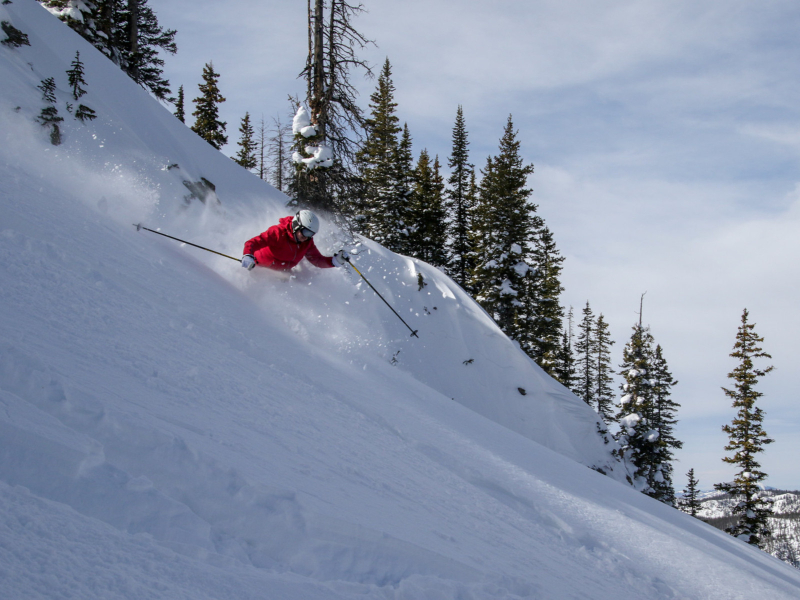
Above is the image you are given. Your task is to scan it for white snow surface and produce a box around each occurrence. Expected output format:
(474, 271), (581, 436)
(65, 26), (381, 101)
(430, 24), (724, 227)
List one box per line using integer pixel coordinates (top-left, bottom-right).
(2, 2), (800, 598)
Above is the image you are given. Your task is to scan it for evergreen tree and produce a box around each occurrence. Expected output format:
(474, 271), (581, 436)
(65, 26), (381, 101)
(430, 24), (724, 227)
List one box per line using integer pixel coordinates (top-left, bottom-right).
(463, 169), (480, 292)
(234, 112), (257, 170)
(121, 0), (177, 100)
(392, 123), (415, 255)
(680, 468), (702, 517)
(67, 51), (88, 100)
(594, 313), (616, 423)
(553, 306), (576, 388)
(614, 318), (658, 493)
(445, 105), (474, 287)
(355, 58), (402, 248)
(714, 309), (775, 548)
(36, 77), (64, 145)
(527, 223), (565, 372)
(573, 302), (596, 406)
(650, 344), (682, 504)
(75, 102), (97, 122)
(407, 150), (447, 267)
(1, 19), (30, 47)
(66, 51), (96, 122)
(191, 62), (227, 150)
(174, 85), (185, 123)
(38, 0), (177, 100)
(469, 115), (535, 338)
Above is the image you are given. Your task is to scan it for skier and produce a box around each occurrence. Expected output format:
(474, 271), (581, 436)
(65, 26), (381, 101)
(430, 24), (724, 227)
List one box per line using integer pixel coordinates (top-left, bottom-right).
(241, 210), (347, 271)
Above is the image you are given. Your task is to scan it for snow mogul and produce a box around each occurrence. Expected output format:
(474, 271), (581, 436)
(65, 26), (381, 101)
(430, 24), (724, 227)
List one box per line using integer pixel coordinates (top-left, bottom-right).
(240, 210), (347, 272)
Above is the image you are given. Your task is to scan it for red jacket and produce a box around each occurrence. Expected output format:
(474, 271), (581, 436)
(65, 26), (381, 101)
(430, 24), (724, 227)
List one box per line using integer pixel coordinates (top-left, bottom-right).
(243, 215), (334, 271)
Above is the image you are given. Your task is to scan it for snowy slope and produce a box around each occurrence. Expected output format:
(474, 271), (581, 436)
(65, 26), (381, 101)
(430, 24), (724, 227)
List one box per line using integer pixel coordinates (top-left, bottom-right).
(3, 2), (800, 598)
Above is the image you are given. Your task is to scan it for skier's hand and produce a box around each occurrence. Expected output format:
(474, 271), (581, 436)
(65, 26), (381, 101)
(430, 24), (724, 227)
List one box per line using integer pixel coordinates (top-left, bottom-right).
(241, 254), (256, 270)
(331, 250), (349, 267)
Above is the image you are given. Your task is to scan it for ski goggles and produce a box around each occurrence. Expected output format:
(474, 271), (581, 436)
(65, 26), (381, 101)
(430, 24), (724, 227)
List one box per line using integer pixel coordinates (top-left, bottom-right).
(296, 226), (316, 238)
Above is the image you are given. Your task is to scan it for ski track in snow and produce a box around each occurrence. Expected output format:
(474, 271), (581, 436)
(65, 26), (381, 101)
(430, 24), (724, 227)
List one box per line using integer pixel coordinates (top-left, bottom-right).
(2, 1), (800, 598)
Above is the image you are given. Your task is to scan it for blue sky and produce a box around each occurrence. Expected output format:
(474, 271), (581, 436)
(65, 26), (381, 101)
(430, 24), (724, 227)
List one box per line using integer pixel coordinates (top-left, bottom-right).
(157, 0), (800, 490)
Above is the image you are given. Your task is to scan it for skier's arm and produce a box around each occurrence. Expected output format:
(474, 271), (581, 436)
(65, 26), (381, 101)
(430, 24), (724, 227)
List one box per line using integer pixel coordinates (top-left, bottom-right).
(304, 241), (335, 268)
(242, 226), (281, 261)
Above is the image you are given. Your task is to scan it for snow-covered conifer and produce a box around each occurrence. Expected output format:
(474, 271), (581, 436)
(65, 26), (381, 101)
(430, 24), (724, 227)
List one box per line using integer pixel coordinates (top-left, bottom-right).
(407, 150), (448, 267)
(650, 344), (681, 504)
(391, 124), (415, 255)
(614, 319), (658, 493)
(469, 115), (535, 339)
(714, 308), (774, 548)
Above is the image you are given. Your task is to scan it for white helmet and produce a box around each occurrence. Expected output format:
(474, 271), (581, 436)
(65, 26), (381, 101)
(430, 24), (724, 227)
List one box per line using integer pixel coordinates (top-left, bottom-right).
(293, 209), (320, 238)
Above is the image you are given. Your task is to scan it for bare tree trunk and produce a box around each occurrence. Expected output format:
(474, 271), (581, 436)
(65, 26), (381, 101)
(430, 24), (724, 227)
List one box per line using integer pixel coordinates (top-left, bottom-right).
(306, 0), (313, 104)
(257, 116), (266, 181)
(311, 0), (325, 136)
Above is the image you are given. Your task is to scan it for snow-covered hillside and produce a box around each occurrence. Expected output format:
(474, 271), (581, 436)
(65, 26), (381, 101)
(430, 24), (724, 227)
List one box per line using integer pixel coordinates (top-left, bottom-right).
(3, 1), (800, 598)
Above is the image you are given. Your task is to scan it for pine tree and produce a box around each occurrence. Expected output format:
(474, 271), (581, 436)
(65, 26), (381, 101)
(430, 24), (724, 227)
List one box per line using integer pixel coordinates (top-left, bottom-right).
(463, 169), (480, 292)
(191, 62), (227, 150)
(594, 313), (616, 423)
(1, 19), (30, 47)
(407, 150), (447, 267)
(355, 58), (402, 248)
(649, 344), (681, 504)
(445, 105), (474, 287)
(75, 103), (97, 122)
(614, 316), (658, 493)
(680, 468), (702, 517)
(234, 112), (257, 170)
(36, 77), (64, 145)
(121, 0), (177, 100)
(527, 223), (565, 372)
(573, 302), (596, 406)
(67, 51), (88, 99)
(553, 307), (576, 388)
(469, 115), (535, 338)
(392, 123), (415, 255)
(174, 85), (185, 123)
(66, 51), (96, 122)
(714, 309), (775, 548)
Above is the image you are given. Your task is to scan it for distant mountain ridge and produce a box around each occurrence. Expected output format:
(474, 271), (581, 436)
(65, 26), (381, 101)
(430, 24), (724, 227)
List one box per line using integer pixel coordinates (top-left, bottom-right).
(694, 490), (800, 568)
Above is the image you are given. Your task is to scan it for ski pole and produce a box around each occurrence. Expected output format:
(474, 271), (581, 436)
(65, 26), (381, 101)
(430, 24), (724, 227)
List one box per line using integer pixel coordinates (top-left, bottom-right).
(133, 223), (240, 262)
(344, 256), (419, 338)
